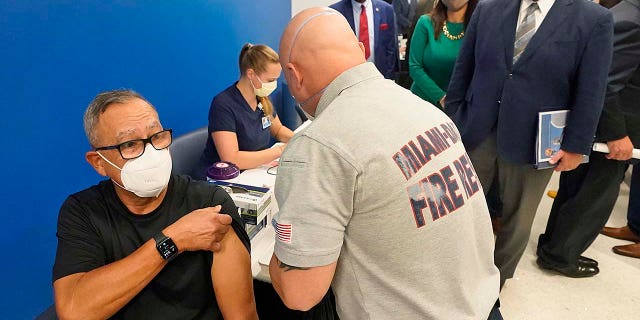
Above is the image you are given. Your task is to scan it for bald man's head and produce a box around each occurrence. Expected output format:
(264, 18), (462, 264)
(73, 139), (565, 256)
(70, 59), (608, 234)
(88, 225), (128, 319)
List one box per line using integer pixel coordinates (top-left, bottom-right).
(281, 8), (338, 65)
(279, 7), (366, 116)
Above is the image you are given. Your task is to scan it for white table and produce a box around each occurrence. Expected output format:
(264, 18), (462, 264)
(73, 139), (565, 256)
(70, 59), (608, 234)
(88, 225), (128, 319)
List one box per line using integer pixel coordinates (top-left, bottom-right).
(220, 120), (312, 282)
(250, 224), (275, 282)
(217, 162), (277, 282)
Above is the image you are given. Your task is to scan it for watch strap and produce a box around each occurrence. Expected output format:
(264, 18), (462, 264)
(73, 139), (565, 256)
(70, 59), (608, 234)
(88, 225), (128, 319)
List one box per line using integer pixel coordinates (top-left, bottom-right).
(153, 232), (178, 261)
(153, 232), (169, 245)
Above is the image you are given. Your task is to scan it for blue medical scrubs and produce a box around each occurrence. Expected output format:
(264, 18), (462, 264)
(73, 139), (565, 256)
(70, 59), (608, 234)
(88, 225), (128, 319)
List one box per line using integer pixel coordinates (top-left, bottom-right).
(195, 82), (273, 179)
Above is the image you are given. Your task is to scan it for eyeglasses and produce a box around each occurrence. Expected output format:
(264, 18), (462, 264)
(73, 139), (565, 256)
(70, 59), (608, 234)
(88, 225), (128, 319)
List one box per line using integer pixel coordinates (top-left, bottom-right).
(94, 129), (173, 160)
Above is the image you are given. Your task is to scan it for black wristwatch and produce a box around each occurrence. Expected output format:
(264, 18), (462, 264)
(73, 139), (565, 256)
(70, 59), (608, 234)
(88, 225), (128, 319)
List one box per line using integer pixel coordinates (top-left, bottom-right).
(153, 232), (179, 261)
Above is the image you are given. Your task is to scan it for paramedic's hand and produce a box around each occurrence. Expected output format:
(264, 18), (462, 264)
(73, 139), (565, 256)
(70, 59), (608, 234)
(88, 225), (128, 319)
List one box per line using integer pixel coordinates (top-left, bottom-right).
(606, 136), (634, 161)
(549, 150), (583, 172)
(163, 205), (232, 253)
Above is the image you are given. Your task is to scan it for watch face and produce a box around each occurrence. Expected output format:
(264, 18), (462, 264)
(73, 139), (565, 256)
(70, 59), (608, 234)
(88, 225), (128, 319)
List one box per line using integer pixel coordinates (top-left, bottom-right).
(157, 238), (178, 260)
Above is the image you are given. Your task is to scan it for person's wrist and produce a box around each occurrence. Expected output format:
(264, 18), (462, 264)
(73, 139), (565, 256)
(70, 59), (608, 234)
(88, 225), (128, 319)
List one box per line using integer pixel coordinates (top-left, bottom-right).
(162, 225), (184, 253)
(153, 230), (180, 261)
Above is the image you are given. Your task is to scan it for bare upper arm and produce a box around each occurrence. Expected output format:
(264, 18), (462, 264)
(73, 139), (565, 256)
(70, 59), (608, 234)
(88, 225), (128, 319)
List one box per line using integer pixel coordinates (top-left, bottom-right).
(212, 131), (240, 161)
(269, 115), (294, 143)
(211, 228), (257, 320)
(269, 115), (284, 137)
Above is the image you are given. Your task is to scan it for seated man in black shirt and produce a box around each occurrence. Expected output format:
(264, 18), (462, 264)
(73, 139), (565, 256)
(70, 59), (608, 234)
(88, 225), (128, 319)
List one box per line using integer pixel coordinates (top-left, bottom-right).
(52, 89), (257, 320)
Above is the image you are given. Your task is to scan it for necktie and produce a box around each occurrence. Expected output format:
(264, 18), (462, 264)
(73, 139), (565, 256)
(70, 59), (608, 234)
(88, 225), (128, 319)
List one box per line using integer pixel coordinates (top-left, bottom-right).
(359, 5), (370, 59)
(513, 1), (539, 63)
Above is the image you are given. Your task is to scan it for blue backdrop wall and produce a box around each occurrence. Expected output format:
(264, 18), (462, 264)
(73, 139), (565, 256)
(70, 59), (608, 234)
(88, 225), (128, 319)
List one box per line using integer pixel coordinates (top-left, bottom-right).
(0, 1), (291, 318)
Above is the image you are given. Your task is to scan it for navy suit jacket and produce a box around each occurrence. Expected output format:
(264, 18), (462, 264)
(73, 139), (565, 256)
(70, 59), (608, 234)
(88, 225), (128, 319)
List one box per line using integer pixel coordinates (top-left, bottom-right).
(445, 0), (614, 164)
(330, 0), (398, 79)
(393, 0), (417, 35)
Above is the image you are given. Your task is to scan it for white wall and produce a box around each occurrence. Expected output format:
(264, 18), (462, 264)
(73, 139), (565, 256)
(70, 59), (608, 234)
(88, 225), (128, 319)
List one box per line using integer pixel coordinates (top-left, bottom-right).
(291, 0), (337, 16)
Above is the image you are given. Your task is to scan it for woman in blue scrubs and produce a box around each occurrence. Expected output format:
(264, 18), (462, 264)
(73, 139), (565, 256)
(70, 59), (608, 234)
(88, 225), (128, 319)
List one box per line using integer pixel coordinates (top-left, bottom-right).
(195, 44), (294, 179)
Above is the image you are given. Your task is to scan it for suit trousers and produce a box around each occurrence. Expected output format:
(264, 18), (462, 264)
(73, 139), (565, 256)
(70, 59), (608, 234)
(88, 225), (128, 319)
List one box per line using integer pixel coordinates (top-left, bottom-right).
(628, 165), (640, 236)
(468, 132), (553, 287)
(537, 152), (628, 268)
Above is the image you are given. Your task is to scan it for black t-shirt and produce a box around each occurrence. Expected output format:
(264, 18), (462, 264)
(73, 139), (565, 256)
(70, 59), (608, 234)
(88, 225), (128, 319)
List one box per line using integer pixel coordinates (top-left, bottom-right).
(53, 175), (250, 320)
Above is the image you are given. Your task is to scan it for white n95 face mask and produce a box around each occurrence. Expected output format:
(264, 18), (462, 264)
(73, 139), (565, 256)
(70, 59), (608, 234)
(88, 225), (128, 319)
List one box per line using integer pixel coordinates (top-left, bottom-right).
(97, 144), (172, 198)
(251, 75), (278, 97)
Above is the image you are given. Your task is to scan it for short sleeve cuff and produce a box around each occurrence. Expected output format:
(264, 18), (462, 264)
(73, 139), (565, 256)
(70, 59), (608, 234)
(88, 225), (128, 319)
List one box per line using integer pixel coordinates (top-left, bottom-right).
(274, 243), (340, 268)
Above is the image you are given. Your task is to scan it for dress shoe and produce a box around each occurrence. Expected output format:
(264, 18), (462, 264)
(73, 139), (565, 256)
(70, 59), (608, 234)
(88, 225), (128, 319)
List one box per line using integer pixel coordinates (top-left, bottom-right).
(612, 243), (640, 259)
(600, 225), (640, 242)
(537, 257), (599, 278)
(577, 256), (598, 268)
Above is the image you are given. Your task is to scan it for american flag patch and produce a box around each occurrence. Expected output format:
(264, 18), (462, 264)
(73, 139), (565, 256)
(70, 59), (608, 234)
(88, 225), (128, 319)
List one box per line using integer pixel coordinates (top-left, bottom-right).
(273, 219), (292, 243)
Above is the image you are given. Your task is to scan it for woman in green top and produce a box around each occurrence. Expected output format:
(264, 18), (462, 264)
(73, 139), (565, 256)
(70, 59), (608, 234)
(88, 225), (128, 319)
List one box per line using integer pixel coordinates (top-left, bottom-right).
(409, 0), (478, 108)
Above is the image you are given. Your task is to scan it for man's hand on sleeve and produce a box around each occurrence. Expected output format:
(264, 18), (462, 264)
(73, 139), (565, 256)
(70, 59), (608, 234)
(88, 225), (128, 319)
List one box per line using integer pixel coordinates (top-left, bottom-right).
(606, 136), (634, 161)
(163, 205), (232, 253)
(549, 149), (584, 172)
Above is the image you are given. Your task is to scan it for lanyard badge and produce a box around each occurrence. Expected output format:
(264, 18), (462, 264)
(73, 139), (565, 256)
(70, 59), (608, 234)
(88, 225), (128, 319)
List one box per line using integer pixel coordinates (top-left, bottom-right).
(258, 102), (271, 129)
(262, 115), (271, 129)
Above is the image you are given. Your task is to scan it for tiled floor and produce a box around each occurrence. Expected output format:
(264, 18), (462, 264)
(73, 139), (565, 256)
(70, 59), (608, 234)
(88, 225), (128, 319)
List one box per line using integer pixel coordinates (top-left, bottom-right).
(500, 170), (640, 319)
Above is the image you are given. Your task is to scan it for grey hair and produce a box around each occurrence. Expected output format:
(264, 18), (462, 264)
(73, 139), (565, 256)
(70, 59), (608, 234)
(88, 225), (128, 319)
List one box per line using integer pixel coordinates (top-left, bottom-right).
(83, 89), (154, 147)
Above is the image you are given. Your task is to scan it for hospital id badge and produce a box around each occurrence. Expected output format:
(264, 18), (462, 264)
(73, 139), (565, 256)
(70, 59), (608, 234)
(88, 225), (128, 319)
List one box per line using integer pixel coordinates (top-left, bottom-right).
(262, 116), (271, 129)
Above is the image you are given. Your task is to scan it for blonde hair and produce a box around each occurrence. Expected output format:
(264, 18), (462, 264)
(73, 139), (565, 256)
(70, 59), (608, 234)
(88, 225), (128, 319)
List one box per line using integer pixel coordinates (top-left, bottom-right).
(239, 43), (279, 117)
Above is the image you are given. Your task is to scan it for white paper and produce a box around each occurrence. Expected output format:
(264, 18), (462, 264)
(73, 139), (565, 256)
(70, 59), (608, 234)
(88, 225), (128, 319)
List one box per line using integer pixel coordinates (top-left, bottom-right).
(592, 142), (640, 160)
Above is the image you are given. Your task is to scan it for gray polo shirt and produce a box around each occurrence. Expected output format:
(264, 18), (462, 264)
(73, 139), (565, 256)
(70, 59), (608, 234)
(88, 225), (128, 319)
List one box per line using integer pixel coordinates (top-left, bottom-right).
(273, 62), (500, 320)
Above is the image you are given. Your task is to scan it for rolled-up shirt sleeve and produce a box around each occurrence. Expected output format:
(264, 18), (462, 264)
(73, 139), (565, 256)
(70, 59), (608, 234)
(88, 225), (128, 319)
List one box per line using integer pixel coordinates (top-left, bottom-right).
(272, 135), (358, 268)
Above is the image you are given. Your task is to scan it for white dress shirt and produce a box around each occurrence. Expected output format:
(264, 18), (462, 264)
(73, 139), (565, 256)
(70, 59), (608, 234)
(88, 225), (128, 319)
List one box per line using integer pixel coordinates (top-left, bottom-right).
(516, 0), (555, 32)
(352, 0), (375, 63)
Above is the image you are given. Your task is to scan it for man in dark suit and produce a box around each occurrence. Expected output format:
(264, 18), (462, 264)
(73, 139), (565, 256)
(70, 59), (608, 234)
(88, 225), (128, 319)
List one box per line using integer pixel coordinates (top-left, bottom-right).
(445, 0), (614, 286)
(330, 0), (398, 79)
(541, 0), (640, 266)
(395, 0), (434, 89)
(393, 0), (418, 36)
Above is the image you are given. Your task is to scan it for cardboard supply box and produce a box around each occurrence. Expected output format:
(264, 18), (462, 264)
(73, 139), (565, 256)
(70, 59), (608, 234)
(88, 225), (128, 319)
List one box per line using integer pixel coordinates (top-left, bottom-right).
(245, 218), (268, 240)
(209, 180), (274, 239)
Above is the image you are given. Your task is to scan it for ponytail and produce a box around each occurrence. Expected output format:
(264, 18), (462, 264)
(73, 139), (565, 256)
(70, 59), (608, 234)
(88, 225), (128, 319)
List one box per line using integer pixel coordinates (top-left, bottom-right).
(238, 43), (279, 119)
(259, 96), (274, 118)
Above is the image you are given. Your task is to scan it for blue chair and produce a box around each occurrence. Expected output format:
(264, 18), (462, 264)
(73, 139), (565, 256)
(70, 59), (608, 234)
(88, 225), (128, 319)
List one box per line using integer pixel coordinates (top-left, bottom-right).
(170, 127), (208, 177)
